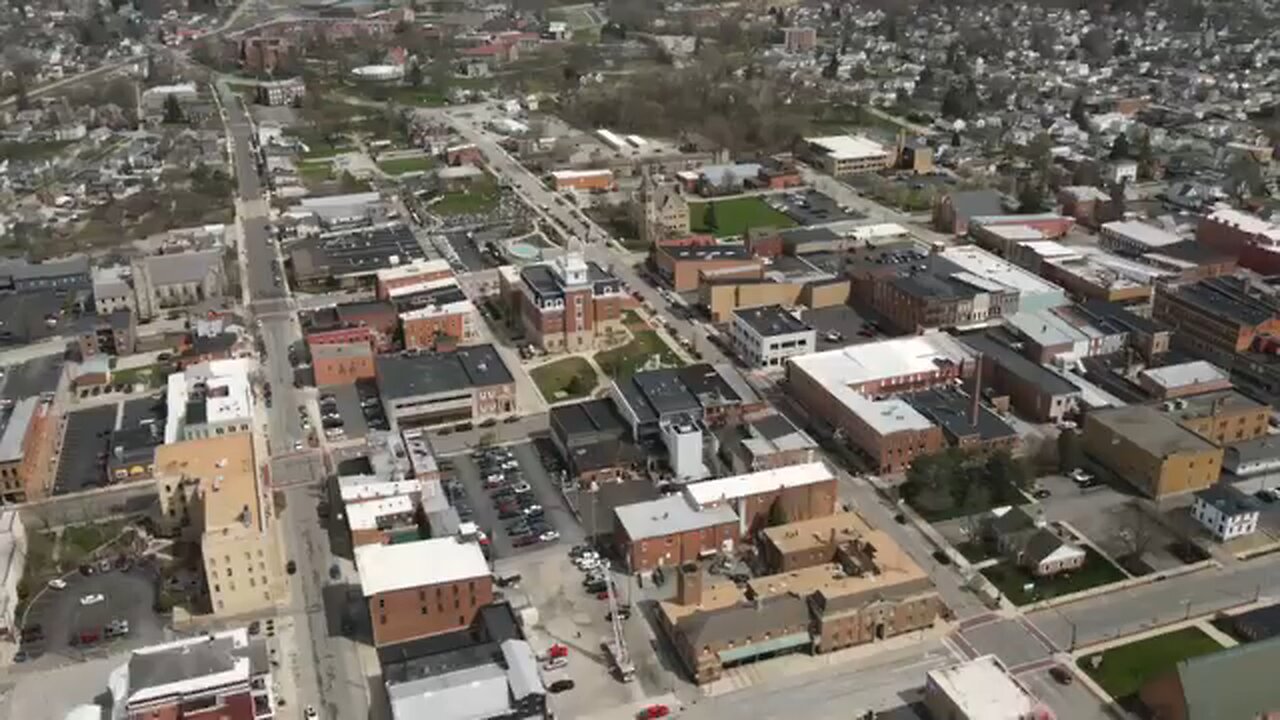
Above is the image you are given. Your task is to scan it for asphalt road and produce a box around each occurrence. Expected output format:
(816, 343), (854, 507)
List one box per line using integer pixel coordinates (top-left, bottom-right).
(219, 78), (364, 719)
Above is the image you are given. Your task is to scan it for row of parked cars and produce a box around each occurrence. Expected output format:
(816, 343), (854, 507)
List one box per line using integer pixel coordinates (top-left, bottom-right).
(476, 447), (559, 547)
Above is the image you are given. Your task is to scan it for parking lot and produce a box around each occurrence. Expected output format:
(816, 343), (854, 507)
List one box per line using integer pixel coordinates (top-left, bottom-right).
(318, 385), (371, 444)
(445, 441), (582, 560)
(0, 354), (64, 399)
(54, 405), (116, 494)
(770, 189), (864, 226)
(19, 562), (166, 667)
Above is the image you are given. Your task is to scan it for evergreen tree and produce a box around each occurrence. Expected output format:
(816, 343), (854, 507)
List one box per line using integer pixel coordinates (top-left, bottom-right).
(1070, 95), (1090, 131)
(162, 93), (183, 124)
(1110, 132), (1131, 160)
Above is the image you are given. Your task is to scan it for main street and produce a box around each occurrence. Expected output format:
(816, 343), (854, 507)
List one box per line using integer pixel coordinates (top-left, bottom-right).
(219, 80), (369, 719)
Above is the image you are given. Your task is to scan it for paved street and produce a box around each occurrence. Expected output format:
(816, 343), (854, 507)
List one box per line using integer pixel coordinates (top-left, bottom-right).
(218, 77), (368, 720)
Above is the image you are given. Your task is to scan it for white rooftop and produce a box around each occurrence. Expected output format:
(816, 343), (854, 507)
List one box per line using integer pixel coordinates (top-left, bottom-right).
(941, 245), (1069, 299)
(615, 494), (738, 541)
(805, 134), (889, 160)
(400, 299), (475, 322)
(346, 494), (416, 531)
(1103, 220), (1183, 248)
(1205, 206), (1280, 243)
(164, 359), (253, 445)
(338, 476), (424, 502)
(355, 537), (488, 596)
(985, 224), (1045, 241)
(683, 462), (834, 508)
(125, 627), (253, 706)
(926, 656), (1039, 720)
(1139, 360), (1229, 391)
(550, 169), (613, 180)
(376, 258), (452, 284)
(1017, 240), (1081, 260)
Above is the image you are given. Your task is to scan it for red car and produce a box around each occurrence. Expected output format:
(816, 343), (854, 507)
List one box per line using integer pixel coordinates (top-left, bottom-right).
(639, 705), (670, 719)
(547, 643), (568, 659)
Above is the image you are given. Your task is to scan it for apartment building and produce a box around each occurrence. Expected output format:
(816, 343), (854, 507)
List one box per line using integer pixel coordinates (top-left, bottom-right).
(154, 435), (286, 617)
(1152, 275), (1280, 366)
(131, 249), (227, 321)
(509, 253), (625, 353)
(113, 627), (274, 720)
(729, 304), (816, 369)
(1083, 405), (1223, 499)
(356, 537), (493, 647)
(786, 334), (975, 471)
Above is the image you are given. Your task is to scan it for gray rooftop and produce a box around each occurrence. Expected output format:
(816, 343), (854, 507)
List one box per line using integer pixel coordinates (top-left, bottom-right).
(1089, 405), (1217, 457)
(498, 639), (543, 700)
(960, 332), (1081, 397)
(140, 249), (223, 287)
(128, 635), (239, 695)
(376, 345), (513, 400)
(0, 397), (37, 464)
(614, 494), (737, 541)
(733, 304), (812, 337)
(677, 593), (811, 648)
(1194, 483), (1261, 517)
(1174, 636), (1280, 720)
(386, 662), (510, 720)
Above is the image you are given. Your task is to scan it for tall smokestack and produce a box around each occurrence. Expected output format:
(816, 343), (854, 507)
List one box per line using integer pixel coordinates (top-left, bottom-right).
(970, 353), (983, 426)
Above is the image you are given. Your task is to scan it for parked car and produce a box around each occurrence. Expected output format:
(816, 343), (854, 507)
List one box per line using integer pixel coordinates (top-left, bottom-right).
(1049, 666), (1074, 685)
(639, 704), (671, 718)
(80, 593), (105, 606)
(547, 678), (575, 693)
(583, 579), (607, 594)
(511, 534), (539, 548)
(47, 578), (67, 590)
(286, 560), (297, 575)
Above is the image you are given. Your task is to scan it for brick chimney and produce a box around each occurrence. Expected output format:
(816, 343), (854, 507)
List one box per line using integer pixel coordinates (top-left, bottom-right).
(676, 562), (702, 606)
(970, 353), (984, 427)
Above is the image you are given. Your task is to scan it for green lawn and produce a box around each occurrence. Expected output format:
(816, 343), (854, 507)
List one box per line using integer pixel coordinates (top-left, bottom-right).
(378, 155), (437, 176)
(297, 161), (333, 183)
(530, 357), (599, 402)
(595, 330), (684, 380)
(982, 547), (1126, 606)
(433, 177), (501, 216)
(112, 363), (166, 389)
(688, 197), (797, 237)
(955, 541), (999, 564)
(1079, 627), (1223, 700)
(60, 520), (129, 568)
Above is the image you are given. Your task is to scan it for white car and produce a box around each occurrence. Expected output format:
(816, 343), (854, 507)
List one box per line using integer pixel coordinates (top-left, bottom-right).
(47, 578), (67, 590)
(80, 593), (105, 606)
(539, 530), (560, 543)
(304, 706), (318, 720)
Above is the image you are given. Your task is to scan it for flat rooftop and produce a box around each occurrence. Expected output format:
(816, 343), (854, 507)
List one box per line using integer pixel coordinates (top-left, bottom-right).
(906, 387), (1018, 444)
(613, 494), (738, 542)
(355, 537), (489, 596)
(376, 345), (513, 400)
(1103, 219), (1184, 248)
(959, 332), (1081, 397)
(760, 511), (871, 557)
(155, 434), (259, 530)
(1140, 360), (1230, 392)
(925, 656), (1039, 720)
(805, 134), (889, 160)
(1089, 405), (1218, 457)
(733, 304), (812, 337)
(683, 462), (833, 508)
(940, 245), (1068, 298)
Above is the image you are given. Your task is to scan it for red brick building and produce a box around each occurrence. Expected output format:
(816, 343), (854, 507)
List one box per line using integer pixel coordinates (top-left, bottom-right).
(514, 253), (626, 353)
(355, 538), (493, 647)
(375, 258), (454, 301)
(445, 144), (484, 166)
(303, 301), (398, 353)
(312, 341), (376, 386)
(1196, 207), (1280, 258)
(652, 244), (764, 292)
(614, 494), (741, 572)
(121, 628), (271, 720)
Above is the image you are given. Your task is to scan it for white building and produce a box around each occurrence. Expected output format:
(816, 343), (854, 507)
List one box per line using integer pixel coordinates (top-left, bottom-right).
(1192, 484), (1261, 541)
(0, 511), (26, 638)
(730, 305), (816, 369)
(924, 655), (1049, 720)
(164, 359), (254, 444)
(661, 416), (709, 482)
(803, 135), (892, 176)
(1099, 220), (1183, 256)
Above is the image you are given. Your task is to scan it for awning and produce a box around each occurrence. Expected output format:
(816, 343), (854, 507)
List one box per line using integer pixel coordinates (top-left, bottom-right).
(717, 631), (811, 664)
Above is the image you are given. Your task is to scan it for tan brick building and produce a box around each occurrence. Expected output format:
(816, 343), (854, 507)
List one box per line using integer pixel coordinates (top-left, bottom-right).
(154, 435), (286, 617)
(1082, 405), (1224, 499)
(355, 537), (492, 647)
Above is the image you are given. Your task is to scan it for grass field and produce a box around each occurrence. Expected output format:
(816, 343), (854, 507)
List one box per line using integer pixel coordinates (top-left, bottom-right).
(378, 156), (436, 176)
(595, 330), (683, 380)
(111, 363), (166, 389)
(433, 177), (501, 216)
(297, 161), (333, 185)
(982, 547), (1125, 606)
(1078, 627), (1223, 700)
(688, 197), (797, 237)
(530, 357), (598, 402)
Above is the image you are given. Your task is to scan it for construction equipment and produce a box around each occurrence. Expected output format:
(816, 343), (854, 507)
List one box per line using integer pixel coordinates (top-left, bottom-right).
(602, 571), (635, 682)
